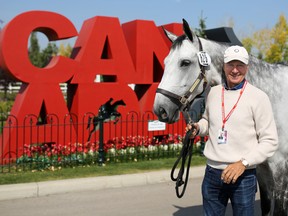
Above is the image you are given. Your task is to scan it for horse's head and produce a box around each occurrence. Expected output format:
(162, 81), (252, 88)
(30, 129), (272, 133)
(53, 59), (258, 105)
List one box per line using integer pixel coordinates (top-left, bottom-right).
(112, 99), (126, 108)
(154, 19), (223, 123)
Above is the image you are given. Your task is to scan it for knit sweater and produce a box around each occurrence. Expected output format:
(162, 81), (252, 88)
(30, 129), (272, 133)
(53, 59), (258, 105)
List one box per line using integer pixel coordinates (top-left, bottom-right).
(198, 82), (278, 170)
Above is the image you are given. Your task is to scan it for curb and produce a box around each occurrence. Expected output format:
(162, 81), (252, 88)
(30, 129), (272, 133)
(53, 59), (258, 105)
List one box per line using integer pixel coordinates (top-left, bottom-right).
(0, 166), (205, 201)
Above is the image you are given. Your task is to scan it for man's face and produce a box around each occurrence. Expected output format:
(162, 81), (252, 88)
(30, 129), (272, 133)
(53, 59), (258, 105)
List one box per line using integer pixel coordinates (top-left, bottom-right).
(223, 60), (248, 88)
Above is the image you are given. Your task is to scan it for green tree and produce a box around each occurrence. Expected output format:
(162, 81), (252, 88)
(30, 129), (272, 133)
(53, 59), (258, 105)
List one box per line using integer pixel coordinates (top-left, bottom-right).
(265, 14), (288, 63)
(241, 29), (272, 60)
(58, 43), (72, 57)
(28, 32), (41, 67)
(252, 29), (272, 60)
(241, 37), (254, 54)
(241, 14), (288, 64)
(195, 11), (207, 38)
(28, 32), (59, 68)
(39, 43), (58, 68)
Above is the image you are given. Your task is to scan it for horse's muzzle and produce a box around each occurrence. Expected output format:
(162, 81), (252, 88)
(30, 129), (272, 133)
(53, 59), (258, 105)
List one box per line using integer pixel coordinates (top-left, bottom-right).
(159, 107), (169, 121)
(153, 106), (180, 123)
(153, 106), (169, 122)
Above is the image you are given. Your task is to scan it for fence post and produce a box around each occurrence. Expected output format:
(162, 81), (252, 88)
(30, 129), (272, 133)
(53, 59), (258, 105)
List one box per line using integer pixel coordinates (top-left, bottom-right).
(98, 110), (105, 166)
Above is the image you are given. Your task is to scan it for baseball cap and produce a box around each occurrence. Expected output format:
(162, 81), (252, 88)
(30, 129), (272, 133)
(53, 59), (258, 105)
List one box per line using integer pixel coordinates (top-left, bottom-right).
(224, 45), (249, 65)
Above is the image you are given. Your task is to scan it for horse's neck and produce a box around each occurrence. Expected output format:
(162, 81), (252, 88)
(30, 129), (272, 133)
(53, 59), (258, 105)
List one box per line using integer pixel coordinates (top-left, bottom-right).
(246, 56), (288, 106)
(199, 38), (288, 94)
(246, 57), (285, 87)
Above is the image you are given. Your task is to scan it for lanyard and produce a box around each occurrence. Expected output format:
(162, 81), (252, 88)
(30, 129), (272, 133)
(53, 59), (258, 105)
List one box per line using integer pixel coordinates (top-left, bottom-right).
(221, 80), (247, 130)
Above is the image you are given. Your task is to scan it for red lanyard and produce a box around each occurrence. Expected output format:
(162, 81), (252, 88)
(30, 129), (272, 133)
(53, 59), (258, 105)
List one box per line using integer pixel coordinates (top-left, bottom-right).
(221, 81), (247, 130)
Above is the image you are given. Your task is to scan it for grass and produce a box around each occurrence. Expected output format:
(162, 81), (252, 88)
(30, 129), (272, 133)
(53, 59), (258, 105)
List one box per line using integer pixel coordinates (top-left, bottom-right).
(0, 156), (206, 185)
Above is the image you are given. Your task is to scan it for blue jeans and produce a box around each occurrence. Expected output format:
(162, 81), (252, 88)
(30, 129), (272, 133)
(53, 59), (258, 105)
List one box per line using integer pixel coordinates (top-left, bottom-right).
(202, 165), (257, 216)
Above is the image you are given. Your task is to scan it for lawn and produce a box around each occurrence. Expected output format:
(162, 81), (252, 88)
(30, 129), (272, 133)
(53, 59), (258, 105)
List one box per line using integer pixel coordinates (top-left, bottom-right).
(0, 156), (206, 185)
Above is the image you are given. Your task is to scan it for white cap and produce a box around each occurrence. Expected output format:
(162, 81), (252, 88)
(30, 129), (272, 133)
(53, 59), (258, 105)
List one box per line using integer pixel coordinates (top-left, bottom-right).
(224, 45), (249, 65)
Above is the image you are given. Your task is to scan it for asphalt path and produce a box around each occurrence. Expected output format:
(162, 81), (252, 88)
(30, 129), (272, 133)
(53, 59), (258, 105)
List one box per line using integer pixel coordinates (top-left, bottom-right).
(0, 176), (261, 216)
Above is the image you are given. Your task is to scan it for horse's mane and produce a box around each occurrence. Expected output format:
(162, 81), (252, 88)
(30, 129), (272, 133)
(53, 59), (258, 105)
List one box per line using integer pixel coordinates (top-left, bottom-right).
(171, 34), (186, 50)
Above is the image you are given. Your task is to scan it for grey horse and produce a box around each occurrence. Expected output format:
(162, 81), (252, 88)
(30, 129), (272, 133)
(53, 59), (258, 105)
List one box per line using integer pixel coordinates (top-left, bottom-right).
(153, 19), (288, 215)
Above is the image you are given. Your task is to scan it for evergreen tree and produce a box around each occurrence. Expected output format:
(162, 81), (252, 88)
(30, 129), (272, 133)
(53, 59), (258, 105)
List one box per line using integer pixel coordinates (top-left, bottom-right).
(28, 32), (41, 67)
(195, 11), (207, 38)
(39, 43), (58, 68)
(28, 32), (59, 68)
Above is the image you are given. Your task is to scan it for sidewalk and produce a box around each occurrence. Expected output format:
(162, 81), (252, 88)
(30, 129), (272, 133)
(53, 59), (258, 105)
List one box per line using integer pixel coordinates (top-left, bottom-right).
(0, 165), (206, 201)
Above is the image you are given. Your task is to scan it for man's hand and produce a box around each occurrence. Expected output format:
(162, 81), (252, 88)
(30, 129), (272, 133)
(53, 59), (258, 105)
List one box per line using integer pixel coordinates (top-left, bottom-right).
(221, 161), (246, 184)
(186, 123), (199, 139)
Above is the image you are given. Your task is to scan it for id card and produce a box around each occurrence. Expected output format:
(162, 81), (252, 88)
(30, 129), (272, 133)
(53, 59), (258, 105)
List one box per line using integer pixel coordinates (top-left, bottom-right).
(218, 129), (227, 144)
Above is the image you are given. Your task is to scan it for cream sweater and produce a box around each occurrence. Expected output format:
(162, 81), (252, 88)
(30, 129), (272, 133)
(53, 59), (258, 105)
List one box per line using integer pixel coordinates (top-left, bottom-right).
(198, 83), (278, 169)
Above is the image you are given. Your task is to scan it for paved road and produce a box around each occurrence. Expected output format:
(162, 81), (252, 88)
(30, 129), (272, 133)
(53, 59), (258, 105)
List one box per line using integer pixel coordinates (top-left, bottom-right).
(0, 170), (261, 216)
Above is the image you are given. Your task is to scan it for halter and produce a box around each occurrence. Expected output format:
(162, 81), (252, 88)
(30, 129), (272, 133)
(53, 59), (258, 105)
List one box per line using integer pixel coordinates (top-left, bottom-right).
(156, 36), (209, 113)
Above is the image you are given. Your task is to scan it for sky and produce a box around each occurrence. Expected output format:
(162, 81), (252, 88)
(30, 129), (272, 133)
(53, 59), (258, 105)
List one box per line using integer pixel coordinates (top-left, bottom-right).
(1, 0), (288, 47)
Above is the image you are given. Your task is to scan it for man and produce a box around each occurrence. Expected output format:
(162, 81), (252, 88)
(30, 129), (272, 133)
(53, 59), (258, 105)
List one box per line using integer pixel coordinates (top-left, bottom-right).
(188, 45), (278, 215)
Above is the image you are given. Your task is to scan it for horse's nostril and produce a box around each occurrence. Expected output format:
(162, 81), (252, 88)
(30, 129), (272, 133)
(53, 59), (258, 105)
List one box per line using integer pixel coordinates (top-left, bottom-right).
(159, 107), (168, 119)
(159, 107), (165, 114)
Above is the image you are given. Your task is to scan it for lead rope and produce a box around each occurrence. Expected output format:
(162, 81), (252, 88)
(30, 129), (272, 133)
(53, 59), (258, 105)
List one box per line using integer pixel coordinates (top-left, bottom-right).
(170, 111), (195, 198)
(168, 35), (208, 198)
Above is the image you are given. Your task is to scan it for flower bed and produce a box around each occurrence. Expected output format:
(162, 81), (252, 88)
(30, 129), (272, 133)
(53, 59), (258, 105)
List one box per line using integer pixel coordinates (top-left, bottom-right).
(16, 134), (207, 171)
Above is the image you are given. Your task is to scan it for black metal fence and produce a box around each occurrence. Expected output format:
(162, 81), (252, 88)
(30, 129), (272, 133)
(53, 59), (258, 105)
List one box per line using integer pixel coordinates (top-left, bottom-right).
(0, 110), (205, 173)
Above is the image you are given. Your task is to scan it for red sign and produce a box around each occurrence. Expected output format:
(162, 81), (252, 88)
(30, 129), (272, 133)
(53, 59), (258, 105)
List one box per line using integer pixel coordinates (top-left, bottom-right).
(0, 11), (183, 159)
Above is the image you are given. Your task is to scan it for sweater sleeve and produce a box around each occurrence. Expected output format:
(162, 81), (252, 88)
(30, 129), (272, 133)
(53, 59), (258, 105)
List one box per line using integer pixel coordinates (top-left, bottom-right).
(198, 116), (209, 136)
(244, 93), (278, 166)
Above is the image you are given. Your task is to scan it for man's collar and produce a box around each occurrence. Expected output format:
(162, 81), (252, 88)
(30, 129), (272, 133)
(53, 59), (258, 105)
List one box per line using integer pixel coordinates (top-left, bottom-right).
(224, 79), (246, 90)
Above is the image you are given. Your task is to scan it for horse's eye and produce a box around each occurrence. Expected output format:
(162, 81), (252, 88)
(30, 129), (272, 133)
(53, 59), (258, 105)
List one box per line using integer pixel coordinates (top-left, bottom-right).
(180, 59), (191, 67)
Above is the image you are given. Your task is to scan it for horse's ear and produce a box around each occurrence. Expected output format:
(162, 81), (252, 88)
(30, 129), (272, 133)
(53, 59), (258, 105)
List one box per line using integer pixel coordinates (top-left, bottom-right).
(182, 19), (194, 42)
(162, 26), (178, 43)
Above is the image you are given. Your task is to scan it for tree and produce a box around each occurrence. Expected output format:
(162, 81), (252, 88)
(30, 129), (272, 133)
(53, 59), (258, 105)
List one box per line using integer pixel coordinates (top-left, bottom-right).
(28, 32), (41, 67)
(265, 14), (288, 63)
(241, 37), (254, 54)
(39, 42), (58, 67)
(254, 29), (272, 60)
(0, 31), (60, 100)
(241, 14), (288, 64)
(58, 43), (72, 57)
(195, 11), (207, 38)
(28, 31), (58, 68)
